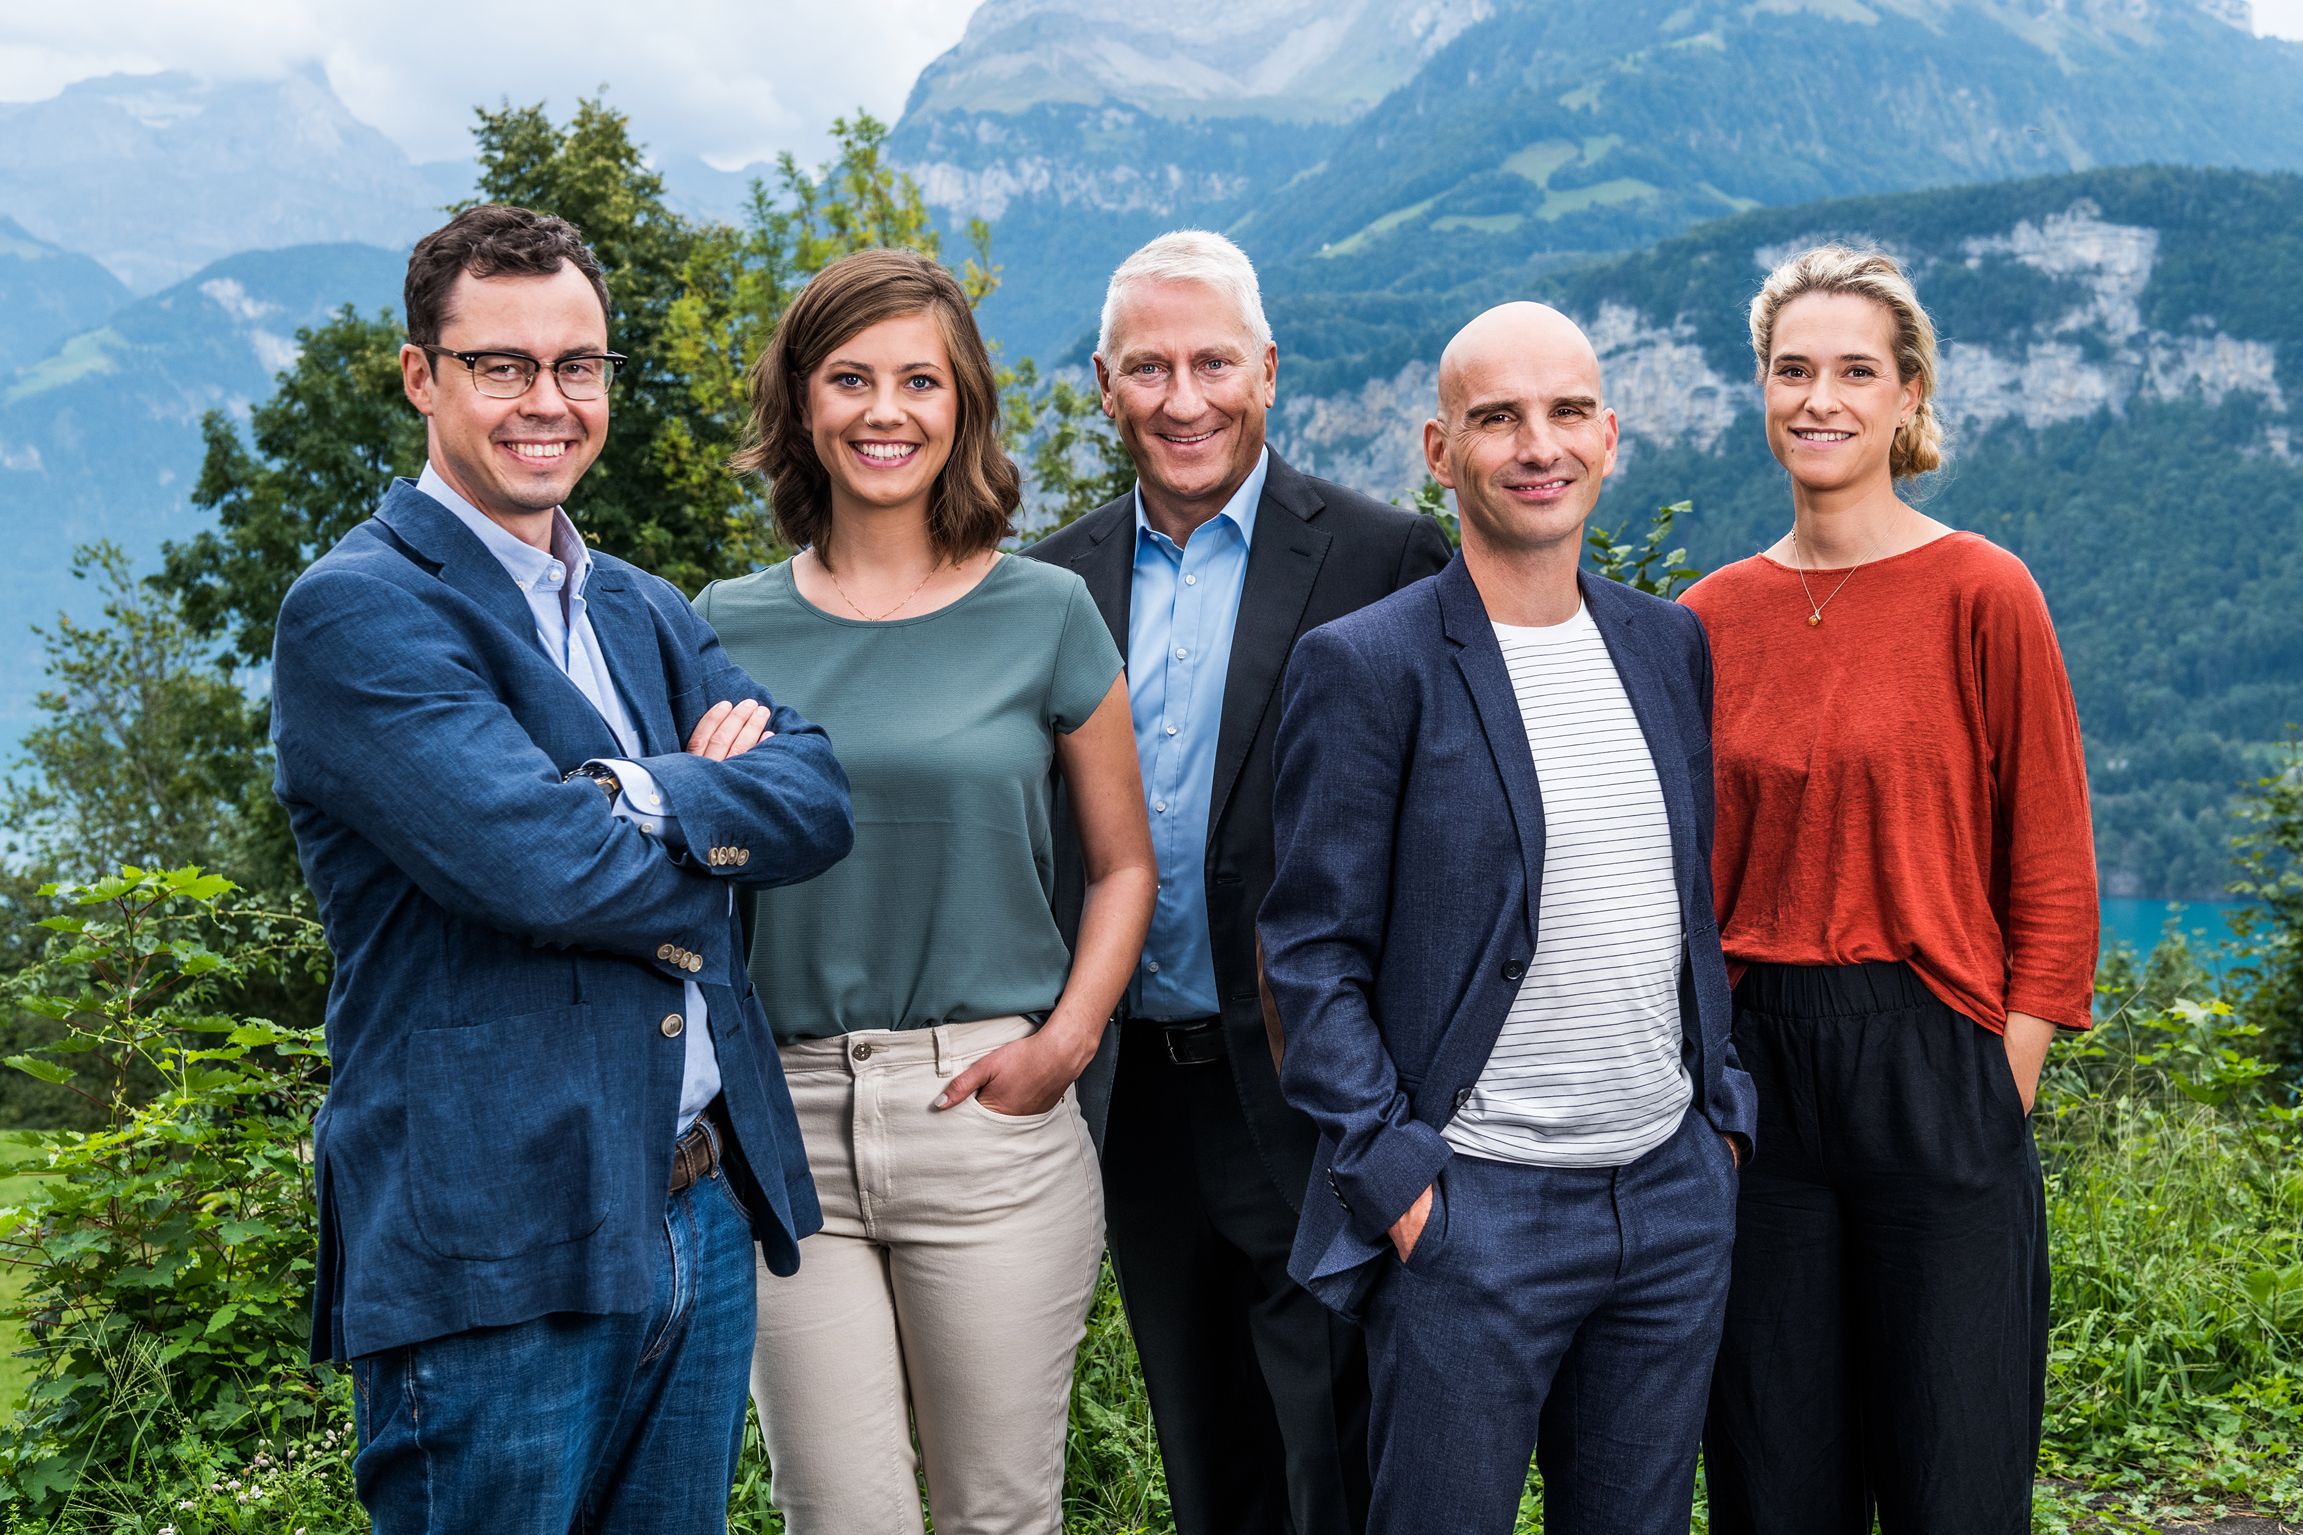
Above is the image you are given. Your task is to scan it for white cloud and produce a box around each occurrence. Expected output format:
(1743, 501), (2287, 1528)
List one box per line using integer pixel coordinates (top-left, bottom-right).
(0, 0), (985, 167)
(2259, 0), (2303, 38)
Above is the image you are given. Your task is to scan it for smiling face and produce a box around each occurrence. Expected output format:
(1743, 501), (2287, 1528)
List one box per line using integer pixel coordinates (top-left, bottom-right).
(800, 309), (959, 527)
(400, 262), (610, 526)
(1764, 291), (1923, 496)
(1427, 303), (1618, 562)
(1095, 279), (1276, 521)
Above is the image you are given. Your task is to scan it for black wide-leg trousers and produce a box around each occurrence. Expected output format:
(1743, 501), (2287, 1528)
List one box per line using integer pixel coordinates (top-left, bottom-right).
(1103, 1022), (1372, 1535)
(1702, 961), (2050, 1535)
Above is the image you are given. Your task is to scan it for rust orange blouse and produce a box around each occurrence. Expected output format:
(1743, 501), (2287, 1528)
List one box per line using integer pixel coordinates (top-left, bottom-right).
(1680, 532), (2098, 1033)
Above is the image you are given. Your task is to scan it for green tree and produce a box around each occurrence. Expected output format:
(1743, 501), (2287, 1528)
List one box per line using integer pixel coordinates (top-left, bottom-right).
(0, 867), (332, 1516)
(2, 545), (262, 883)
(1013, 363), (1137, 535)
(162, 103), (1029, 668)
(2229, 734), (2303, 1085)
(0, 544), (307, 1130)
(462, 95), (760, 592)
(160, 311), (422, 670)
(657, 111), (977, 570)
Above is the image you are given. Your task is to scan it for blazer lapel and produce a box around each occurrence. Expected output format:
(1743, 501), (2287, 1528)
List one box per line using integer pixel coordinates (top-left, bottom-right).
(581, 566), (678, 757)
(1065, 496), (1137, 657)
(1435, 558), (1547, 934)
(1207, 455), (1332, 839)
(373, 481), (649, 760)
(374, 480), (541, 647)
(1578, 574), (1699, 921)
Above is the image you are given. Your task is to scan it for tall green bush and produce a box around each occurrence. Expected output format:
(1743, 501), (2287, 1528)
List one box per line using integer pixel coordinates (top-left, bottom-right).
(0, 867), (332, 1517)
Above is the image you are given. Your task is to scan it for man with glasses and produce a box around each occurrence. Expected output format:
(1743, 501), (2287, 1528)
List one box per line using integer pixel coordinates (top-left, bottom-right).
(269, 203), (854, 1531)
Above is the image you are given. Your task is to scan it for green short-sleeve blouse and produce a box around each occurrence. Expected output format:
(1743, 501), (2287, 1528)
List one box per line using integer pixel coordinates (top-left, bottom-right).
(694, 555), (1124, 1044)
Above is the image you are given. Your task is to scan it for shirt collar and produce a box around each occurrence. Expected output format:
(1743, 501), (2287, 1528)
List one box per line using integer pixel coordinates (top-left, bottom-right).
(1133, 446), (1270, 553)
(417, 461), (591, 599)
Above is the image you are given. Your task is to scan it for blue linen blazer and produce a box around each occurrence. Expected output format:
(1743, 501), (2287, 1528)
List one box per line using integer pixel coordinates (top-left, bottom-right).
(272, 480), (855, 1362)
(1261, 555), (1757, 1312)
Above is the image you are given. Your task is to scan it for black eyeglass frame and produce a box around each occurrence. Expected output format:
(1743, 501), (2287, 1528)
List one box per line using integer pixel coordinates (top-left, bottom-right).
(419, 346), (630, 400)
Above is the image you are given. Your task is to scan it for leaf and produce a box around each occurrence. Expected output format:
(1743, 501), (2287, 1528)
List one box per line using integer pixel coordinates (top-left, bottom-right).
(2, 1057), (75, 1086)
(2169, 1074), (2230, 1106)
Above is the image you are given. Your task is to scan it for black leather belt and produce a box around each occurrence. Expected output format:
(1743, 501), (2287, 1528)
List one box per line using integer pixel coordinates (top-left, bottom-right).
(1150, 1015), (1227, 1067)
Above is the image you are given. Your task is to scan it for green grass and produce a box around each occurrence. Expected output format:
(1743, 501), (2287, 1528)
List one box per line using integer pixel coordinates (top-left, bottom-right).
(4, 1051), (2293, 1532)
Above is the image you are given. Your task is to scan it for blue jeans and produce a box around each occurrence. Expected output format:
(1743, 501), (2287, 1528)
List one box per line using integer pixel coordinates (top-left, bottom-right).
(1364, 1109), (1738, 1535)
(351, 1156), (758, 1534)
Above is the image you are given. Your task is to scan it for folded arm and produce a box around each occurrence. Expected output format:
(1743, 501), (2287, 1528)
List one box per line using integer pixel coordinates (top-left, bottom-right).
(273, 571), (849, 974)
(601, 607), (854, 890)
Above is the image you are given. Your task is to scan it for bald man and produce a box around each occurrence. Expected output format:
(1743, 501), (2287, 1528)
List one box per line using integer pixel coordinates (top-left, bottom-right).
(1259, 303), (1756, 1534)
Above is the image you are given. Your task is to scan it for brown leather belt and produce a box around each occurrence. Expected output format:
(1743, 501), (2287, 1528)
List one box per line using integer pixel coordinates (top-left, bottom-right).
(669, 1109), (723, 1196)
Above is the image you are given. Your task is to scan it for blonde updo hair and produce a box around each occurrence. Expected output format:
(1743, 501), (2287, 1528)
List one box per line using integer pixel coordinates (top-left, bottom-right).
(1750, 245), (1943, 480)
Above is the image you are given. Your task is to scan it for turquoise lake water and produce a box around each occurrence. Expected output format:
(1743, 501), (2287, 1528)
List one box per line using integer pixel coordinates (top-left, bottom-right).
(2099, 897), (2245, 958)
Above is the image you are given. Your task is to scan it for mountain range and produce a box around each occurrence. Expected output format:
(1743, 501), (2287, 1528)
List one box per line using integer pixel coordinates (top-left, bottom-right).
(908, 0), (2303, 363)
(4, 5), (2301, 898)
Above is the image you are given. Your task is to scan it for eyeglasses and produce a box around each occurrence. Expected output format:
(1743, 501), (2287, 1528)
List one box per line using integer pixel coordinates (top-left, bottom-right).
(421, 347), (628, 401)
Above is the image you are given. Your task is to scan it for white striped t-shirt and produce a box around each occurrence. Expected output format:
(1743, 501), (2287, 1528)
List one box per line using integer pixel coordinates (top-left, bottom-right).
(1441, 602), (1691, 1168)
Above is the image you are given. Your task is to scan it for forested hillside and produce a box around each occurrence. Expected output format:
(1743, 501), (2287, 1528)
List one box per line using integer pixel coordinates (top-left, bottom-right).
(902, 0), (2303, 361)
(1267, 165), (2302, 899)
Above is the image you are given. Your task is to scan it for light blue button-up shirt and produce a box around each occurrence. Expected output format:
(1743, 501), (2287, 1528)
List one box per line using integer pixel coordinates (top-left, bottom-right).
(418, 463), (721, 1134)
(1127, 448), (1269, 1021)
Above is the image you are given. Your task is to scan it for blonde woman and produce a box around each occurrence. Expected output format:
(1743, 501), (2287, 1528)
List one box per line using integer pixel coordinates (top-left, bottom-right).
(694, 248), (1156, 1534)
(1680, 246), (2097, 1534)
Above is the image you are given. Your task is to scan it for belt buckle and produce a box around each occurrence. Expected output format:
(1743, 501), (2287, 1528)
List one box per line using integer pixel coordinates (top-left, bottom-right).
(1162, 1020), (1223, 1067)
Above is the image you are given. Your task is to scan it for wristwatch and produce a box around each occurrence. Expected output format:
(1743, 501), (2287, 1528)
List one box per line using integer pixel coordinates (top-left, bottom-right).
(562, 762), (623, 802)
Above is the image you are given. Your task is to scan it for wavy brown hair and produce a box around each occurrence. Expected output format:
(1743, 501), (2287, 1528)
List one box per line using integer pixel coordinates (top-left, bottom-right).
(733, 249), (1018, 566)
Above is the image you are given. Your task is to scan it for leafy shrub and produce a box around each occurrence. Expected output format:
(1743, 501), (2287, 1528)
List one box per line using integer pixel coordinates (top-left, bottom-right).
(2039, 993), (2303, 1518)
(0, 867), (334, 1518)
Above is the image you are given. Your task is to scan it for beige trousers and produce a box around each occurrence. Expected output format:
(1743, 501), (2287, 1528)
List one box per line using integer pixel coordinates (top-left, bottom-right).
(751, 1016), (1106, 1535)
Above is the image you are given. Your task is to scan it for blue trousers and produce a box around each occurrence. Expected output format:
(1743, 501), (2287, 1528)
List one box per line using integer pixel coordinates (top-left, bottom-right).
(351, 1156), (759, 1534)
(1364, 1109), (1738, 1535)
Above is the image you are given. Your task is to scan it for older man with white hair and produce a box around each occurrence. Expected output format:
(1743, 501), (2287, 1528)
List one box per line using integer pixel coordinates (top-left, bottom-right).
(1027, 230), (1451, 1535)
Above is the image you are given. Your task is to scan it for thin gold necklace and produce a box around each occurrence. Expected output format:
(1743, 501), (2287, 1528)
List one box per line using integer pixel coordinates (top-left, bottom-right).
(818, 549), (943, 622)
(1789, 526), (1882, 628)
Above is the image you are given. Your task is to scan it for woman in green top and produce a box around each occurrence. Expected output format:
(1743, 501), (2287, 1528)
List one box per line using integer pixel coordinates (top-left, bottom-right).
(696, 248), (1156, 1535)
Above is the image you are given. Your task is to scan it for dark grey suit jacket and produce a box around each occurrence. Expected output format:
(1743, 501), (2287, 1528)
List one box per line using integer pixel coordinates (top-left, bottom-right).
(1024, 448), (1455, 1209)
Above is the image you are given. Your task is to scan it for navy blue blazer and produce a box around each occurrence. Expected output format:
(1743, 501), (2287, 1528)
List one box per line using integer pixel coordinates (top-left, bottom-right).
(1260, 555), (1756, 1312)
(272, 481), (854, 1361)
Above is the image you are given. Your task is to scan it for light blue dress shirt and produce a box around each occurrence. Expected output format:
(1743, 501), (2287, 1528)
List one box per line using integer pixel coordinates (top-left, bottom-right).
(417, 463), (721, 1134)
(1127, 448), (1269, 1022)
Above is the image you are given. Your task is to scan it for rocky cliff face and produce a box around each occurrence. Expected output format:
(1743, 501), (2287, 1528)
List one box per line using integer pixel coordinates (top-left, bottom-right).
(1274, 196), (2290, 495)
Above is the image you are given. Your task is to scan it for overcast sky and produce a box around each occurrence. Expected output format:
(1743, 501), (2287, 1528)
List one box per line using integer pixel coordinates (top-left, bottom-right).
(2, 0), (2299, 169)
(0, 0), (990, 169)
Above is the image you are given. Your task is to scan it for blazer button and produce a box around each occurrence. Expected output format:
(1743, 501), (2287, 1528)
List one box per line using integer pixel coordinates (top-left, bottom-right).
(737, 849), (750, 866)
(1502, 958), (1527, 982)
(657, 944), (675, 962)
(685, 953), (703, 973)
(660, 1013), (684, 1038)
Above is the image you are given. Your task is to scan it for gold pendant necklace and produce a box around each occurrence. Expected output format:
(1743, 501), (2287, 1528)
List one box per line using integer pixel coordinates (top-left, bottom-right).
(821, 551), (943, 622)
(1790, 527), (1881, 628)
